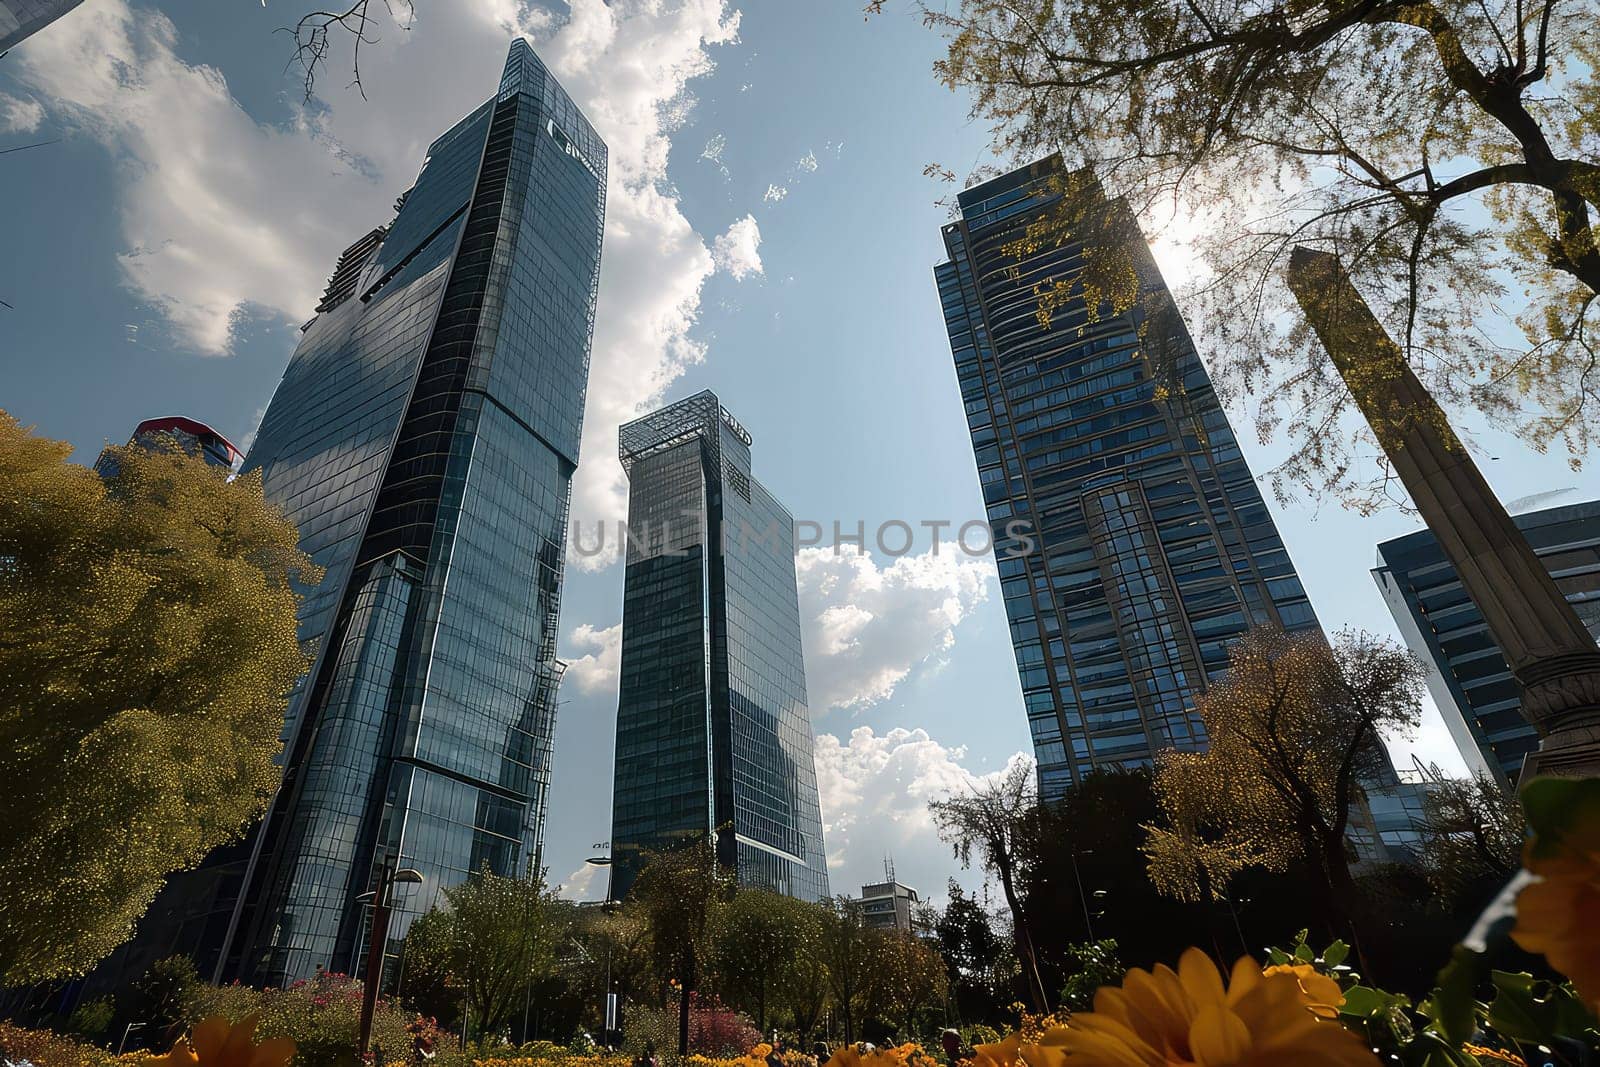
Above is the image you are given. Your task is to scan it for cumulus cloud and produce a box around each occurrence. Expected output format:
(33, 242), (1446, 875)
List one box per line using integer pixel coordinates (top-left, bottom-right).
(563, 622), (623, 696)
(815, 726), (1030, 902)
(13, 0), (739, 564)
(0, 93), (44, 134)
(711, 213), (763, 280)
(797, 545), (994, 711)
(557, 860), (604, 901)
(762, 183), (787, 203)
(794, 149), (818, 173)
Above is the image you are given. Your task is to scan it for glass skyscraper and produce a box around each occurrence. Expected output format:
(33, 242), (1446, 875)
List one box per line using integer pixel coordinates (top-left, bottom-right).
(111, 40), (606, 987)
(608, 390), (829, 902)
(936, 156), (1322, 801)
(93, 415), (243, 479)
(0, 0), (84, 53)
(1374, 499), (1600, 786)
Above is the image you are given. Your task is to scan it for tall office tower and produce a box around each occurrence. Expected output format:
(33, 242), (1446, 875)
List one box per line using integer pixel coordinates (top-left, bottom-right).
(0, 0), (84, 53)
(608, 390), (829, 902)
(1375, 499), (1600, 786)
(936, 156), (1322, 801)
(92, 415), (243, 479)
(131, 41), (607, 986)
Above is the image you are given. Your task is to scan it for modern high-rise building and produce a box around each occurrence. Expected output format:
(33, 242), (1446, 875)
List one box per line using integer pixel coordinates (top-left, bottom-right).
(857, 878), (921, 933)
(105, 40), (606, 988)
(92, 415), (243, 479)
(1374, 499), (1600, 786)
(0, 0), (84, 54)
(935, 156), (1323, 801)
(608, 390), (830, 902)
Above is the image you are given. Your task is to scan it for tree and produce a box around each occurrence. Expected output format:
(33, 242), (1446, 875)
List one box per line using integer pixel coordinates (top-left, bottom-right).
(629, 836), (734, 1055)
(864, 931), (949, 1039)
(930, 759), (1050, 1010)
(932, 880), (1012, 1023)
(900, 0), (1600, 508)
(816, 898), (874, 1044)
(1143, 626), (1425, 942)
(403, 867), (569, 1039)
(779, 911), (832, 1043)
(0, 414), (314, 985)
(1416, 772), (1525, 904)
(707, 889), (809, 1032)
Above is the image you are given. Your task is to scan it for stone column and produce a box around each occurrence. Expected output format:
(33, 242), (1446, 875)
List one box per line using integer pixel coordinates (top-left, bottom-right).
(1286, 246), (1600, 779)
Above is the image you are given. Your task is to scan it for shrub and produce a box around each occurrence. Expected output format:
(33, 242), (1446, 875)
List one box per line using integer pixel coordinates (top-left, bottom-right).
(184, 971), (416, 1067)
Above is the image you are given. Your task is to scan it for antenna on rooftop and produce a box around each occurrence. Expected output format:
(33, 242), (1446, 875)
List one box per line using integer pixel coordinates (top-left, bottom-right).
(884, 855), (896, 883)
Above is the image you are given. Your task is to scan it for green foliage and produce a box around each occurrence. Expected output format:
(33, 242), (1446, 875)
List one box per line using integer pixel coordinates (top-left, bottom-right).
(707, 890), (815, 1031)
(404, 867), (571, 1039)
(1520, 776), (1600, 863)
(131, 955), (202, 1045)
(66, 996), (115, 1041)
(0, 412), (316, 984)
(1057, 941), (1121, 1013)
(186, 970), (419, 1067)
(1269, 931), (1600, 1064)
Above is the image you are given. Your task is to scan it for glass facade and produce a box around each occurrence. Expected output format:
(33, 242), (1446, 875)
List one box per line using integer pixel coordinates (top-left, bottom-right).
(0, 0), (84, 52)
(109, 40), (606, 987)
(1374, 500), (1600, 786)
(92, 415), (243, 478)
(935, 156), (1322, 801)
(609, 391), (830, 902)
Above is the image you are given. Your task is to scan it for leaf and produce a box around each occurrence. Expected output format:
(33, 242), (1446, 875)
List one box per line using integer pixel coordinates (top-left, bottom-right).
(1518, 777), (1600, 862)
(1422, 945), (1483, 1045)
(1485, 970), (1545, 1042)
(1323, 940), (1349, 968)
(1339, 984), (1395, 1019)
(1294, 942), (1316, 964)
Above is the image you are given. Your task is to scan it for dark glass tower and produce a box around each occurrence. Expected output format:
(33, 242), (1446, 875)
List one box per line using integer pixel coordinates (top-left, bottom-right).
(608, 391), (829, 902)
(1374, 499), (1600, 786)
(936, 156), (1321, 801)
(124, 41), (607, 986)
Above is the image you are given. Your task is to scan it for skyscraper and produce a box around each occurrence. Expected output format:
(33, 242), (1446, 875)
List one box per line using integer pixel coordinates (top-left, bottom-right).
(936, 156), (1322, 801)
(0, 0), (84, 53)
(1374, 499), (1600, 785)
(608, 390), (829, 902)
(93, 415), (243, 479)
(116, 40), (606, 987)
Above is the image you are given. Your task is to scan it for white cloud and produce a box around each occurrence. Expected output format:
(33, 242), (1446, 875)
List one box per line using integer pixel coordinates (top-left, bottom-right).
(557, 860), (604, 900)
(0, 93), (44, 134)
(13, 0), (739, 564)
(564, 622), (623, 696)
(762, 183), (787, 203)
(711, 213), (763, 280)
(698, 131), (729, 177)
(794, 149), (818, 173)
(815, 726), (1030, 903)
(797, 545), (994, 711)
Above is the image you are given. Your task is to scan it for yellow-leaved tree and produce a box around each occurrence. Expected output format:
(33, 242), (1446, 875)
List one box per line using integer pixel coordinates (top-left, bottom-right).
(0, 412), (315, 985)
(1142, 626), (1424, 941)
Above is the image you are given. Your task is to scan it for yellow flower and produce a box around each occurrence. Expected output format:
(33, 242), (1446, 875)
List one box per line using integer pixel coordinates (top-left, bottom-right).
(1044, 947), (1378, 1066)
(144, 1016), (295, 1067)
(1512, 797), (1600, 1014)
(1260, 963), (1345, 1019)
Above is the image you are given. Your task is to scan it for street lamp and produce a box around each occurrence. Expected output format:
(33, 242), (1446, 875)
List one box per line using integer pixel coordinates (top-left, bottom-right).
(584, 853), (619, 1045)
(356, 862), (424, 1056)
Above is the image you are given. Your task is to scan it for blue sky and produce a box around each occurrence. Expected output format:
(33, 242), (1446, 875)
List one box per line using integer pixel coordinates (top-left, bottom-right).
(2, 0), (1594, 906)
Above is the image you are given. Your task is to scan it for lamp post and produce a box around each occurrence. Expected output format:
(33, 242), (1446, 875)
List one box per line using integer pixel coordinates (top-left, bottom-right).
(585, 853), (618, 1046)
(356, 861), (424, 1057)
